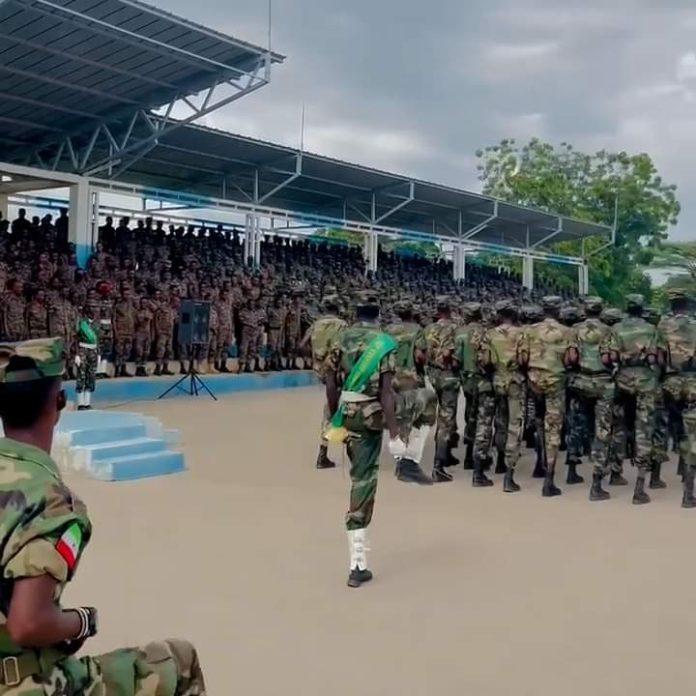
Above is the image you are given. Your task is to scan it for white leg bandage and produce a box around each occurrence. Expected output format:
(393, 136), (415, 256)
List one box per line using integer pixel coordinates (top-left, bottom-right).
(347, 528), (369, 571)
(84, 391), (92, 408)
(405, 425), (431, 464)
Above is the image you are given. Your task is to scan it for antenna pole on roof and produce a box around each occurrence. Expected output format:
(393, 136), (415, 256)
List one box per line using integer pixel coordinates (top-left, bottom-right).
(267, 0), (272, 53)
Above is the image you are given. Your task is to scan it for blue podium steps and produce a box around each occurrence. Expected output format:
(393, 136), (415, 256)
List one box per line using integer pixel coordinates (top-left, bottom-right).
(55, 410), (184, 482)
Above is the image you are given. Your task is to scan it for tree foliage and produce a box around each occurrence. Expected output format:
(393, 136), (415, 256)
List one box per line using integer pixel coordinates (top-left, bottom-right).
(476, 138), (681, 304)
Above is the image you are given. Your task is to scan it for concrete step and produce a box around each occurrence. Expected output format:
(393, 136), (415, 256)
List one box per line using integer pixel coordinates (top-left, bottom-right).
(72, 438), (167, 471)
(68, 424), (148, 447)
(91, 451), (186, 482)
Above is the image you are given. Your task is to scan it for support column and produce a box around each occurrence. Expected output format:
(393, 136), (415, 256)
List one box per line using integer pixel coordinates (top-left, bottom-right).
(89, 188), (100, 250)
(522, 255), (534, 291)
(363, 229), (378, 274)
(453, 244), (467, 281)
(244, 213), (261, 267)
(69, 179), (91, 268)
(0, 193), (8, 223)
(579, 263), (590, 296)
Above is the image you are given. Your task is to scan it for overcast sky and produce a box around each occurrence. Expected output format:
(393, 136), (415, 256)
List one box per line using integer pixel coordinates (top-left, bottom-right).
(157, 0), (695, 241)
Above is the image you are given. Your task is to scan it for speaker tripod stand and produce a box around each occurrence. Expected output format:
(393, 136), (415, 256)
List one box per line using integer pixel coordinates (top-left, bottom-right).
(158, 349), (217, 401)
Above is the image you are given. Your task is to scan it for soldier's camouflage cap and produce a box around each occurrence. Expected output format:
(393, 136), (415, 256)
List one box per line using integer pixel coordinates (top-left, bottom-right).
(582, 296), (604, 312)
(541, 295), (563, 311)
(642, 307), (661, 325)
(435, 295), (451, 309)
(667, 288), (689, 301)
(625, 293), (645, 309)
(601, 307), (624, 325)
(559, 305), (580, 322)
(494, 299), (516, 314)
(462, 301), (482, 317)
(321, 294), (340, 310)
(521, 304), (544, 322)
(355, 289), (379, 306)
(0, 338), (65, 383)
(394, 300), (413, 313)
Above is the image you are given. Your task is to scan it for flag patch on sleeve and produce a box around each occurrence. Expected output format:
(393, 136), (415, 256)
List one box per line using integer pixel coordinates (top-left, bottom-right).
(56, 523), (83, 571)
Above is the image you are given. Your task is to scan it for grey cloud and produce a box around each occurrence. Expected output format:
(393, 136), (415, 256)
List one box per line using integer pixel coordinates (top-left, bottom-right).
(157, 0), (693, 239)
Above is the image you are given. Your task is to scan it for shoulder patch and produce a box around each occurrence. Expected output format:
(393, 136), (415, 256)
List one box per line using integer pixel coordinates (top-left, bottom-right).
(56, 523), (83, 571)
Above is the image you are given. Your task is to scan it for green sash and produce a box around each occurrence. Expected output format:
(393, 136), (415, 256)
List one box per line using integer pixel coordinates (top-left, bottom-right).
(325, 333), (397, 442)
(78, 319), (97, 345)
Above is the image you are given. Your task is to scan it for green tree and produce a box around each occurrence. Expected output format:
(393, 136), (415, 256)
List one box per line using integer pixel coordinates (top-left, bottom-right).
(476, 139), (680, 304)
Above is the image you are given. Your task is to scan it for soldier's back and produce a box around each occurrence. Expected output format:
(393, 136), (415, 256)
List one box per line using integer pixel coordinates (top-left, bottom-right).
(423, 318), (457, 370)
(524, 318), (571, 381)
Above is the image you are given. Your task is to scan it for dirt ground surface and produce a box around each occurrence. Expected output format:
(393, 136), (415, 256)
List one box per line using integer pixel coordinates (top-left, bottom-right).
(64, 386), (694, 696)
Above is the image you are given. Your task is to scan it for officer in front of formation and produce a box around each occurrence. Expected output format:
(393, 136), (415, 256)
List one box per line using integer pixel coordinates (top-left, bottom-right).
(0, 338), (206, 694)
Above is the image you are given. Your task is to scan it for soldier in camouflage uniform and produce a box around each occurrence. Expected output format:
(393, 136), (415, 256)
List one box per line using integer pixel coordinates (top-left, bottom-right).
(25, 289), (48, 340)
(567, 297), (617, 501)
(96, 283), (114, 379)
(455, 302), (487, 473)
(75, 301), (99, 411)
(303, 295), (347, 470)
(658, 289), (696, 508)
(385, 300), (435, 485)
(266, 296), (286, 371)
(476, 300), (525, 492)
(284, 292), (303, 370)
(611, 294), (664, 504)
(154, 297), (176, 377)
(418, 296), (460, 483)
(112, 288), (135, 378)
(237, 299), (258, 374)
(133, 298), (154, 377)
(0, 338), (206, 694)
(2, 280), (26, 342)
(519, 296), (578, 497)
(324, 291), (401, 588)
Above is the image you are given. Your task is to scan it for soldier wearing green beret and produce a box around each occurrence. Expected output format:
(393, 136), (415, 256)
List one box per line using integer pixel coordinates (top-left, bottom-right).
(0, 338), (205, 694)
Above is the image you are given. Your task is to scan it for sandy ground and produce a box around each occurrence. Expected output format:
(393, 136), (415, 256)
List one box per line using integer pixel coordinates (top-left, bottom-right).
(63, 386), (695, 696)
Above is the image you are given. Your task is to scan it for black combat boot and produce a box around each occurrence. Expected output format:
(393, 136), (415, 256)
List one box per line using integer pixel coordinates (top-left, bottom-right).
(432, 442), (453, 483)
(449, 431), (460, 449)
(179, 363), (187, 376)
(445, 447), (460, 468)
(396, 458), (434, 486)
(542, 468), (562, 497)
(632, 476), (650, 505)
(495, 451), (507, 474)
(316, 444), (336, 470)
(463, 442), (474, 470)
(347, 568), (373, 588)
(609, 470), (628, 486)
(532, 453), (547, 479)
(566, 459), (584, 485)
(503, 468), (520, 493)
(682, 467), (696, 509)
(154, 365), (162, 376)
(649, 462), (667, 489)
(220, 362), (231, 373)
(589, 473), (610, 501)
(136, 366), (147, 377)
(472, 455), (494, 487)
(162, 363), (174, 376)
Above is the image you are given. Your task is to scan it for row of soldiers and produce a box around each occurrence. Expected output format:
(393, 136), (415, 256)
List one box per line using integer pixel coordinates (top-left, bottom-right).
(308, 287), (696, 509)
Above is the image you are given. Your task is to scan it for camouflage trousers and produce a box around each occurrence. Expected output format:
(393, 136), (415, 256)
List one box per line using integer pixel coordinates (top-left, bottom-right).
(3, 639), (205, 696)
(267, 329), (282, 363)
(651, 387), (670, 468)
(155, 334), (173, 364)
(663, 373), (696, 471)
(527, 371), (566, 463)
(114, 335), (133, 368)
(134, 333), (151, 368)
(427, 368), (460, 447)
(319, 401), (332, 445)
(615, 367), (658, 476)
(475, 380), (524, 469)
(343, 388), (436, 531)
(238, 327), (258, 365)
(216, 328), (232, 364)
(75, 344), (98, 393)
(567, 373), (615, 476)
(461, 376), (479, 445)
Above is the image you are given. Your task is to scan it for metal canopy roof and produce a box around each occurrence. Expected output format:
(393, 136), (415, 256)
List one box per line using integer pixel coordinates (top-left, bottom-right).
(0, 0), (283, 174)
(115, 122), (611, 251)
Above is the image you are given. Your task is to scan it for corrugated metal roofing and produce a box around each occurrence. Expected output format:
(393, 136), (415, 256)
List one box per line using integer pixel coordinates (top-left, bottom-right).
(0, 0), (283, 148)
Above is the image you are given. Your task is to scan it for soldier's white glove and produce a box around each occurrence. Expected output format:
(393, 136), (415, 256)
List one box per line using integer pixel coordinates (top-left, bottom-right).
(388, 437), (409, 458)
(74, 355), (81, 367)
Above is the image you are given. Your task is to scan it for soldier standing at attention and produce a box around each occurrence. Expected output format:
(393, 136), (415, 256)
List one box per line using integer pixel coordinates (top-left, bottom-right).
(214, 292), (233, 373)
(266, 296), (286, 371)
(112, 288), (135, 378)
(0, 338), (206, 693)
(2, 280), (26, 342)
(302, 295), (347, 470)
(284, 291), (303, 370)
(207, 298), (219, 373)
(154, 296), (175, 377)
(476, 300), (526, 492)
(237, 299), (258, 374)
(518, 296), (579, 497)
(455, 302), (487, 472)
(419, 296), (460, 483)
(133, 297), (154, 377)
(75, 305), (99, 410)
(658, 290), (696, 507)
(324, 291), (403, 588)
(95, 282), (114, 379)
(253, 298), (266, 372)
(568, 297), (617, 501)
(611, 294), (663, 504)
(48, 288), (75, 380)
(25, 289), (48, 340)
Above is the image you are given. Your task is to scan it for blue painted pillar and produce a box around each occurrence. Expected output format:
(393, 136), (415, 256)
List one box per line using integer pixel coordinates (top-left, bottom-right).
(69, 179), (92, 269)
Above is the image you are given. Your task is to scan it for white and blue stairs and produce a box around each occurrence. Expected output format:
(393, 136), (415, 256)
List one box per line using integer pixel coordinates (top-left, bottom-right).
(54, 410), (185, 481)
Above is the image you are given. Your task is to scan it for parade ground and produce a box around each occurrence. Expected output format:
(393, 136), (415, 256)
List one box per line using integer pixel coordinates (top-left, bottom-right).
(65, 386), (691, 696)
